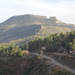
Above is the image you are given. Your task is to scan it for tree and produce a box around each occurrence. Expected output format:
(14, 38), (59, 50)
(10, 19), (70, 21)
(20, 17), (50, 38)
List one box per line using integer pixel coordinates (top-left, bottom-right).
(28, 37), (43, 51)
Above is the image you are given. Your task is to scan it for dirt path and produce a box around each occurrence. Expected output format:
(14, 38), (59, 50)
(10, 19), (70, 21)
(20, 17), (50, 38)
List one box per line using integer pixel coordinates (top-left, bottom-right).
(32, 53), (75, 73)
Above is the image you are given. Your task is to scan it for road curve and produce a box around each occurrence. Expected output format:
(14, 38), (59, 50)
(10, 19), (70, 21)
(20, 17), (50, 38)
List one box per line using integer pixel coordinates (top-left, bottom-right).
(32, 53), (75, 73)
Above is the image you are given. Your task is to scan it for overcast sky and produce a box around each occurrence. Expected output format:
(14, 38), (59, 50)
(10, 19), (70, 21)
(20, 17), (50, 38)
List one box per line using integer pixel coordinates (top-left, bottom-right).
(0, 0), (75, 24)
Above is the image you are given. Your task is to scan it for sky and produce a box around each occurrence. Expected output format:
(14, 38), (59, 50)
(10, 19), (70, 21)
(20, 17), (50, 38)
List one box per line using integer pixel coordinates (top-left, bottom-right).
(0, 0), (75, 24)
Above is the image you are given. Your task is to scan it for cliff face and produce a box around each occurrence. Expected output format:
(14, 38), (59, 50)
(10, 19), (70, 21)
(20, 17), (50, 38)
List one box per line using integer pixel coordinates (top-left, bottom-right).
(0, 14), (75, 44)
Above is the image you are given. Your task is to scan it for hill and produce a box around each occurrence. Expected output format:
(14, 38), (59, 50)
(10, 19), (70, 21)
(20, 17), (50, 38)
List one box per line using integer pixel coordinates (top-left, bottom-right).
(0, 14), (75, 45)
(0, 52), (74, 75)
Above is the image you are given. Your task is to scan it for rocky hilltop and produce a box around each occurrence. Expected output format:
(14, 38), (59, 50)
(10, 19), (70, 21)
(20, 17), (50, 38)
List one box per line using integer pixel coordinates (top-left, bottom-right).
(0, 14), (75, 45)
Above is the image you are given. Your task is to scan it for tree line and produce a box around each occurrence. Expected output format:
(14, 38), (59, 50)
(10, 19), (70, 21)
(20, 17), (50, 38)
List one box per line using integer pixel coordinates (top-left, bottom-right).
(28, 31), (75, 53)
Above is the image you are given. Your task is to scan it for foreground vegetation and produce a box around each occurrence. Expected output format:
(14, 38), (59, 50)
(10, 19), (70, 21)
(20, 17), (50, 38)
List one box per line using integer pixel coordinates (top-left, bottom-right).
(0, 53), (74, 75)
(0, 44), (24, 58)
(0, 44), (23, 75)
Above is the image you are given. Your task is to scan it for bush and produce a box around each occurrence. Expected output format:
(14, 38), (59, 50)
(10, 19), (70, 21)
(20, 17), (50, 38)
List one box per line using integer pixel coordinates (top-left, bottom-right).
(17, 52), (24, 57)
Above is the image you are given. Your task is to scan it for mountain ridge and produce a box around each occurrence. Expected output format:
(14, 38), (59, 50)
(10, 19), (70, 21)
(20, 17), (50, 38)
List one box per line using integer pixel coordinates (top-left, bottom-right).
(0, 14), (74, 27)
(0, 14), (75, 44)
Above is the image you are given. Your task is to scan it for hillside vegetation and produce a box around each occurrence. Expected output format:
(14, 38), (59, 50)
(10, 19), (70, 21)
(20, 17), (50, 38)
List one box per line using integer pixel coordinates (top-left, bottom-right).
(28, 31), (75, 53)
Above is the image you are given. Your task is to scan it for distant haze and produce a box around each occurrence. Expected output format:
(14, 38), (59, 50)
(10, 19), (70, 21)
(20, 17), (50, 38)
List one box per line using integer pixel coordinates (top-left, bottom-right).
(0, 0), (75, 24)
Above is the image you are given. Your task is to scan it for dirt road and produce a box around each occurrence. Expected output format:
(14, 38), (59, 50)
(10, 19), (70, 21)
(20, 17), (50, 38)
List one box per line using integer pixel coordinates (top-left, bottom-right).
(32, 53), (75, 73)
